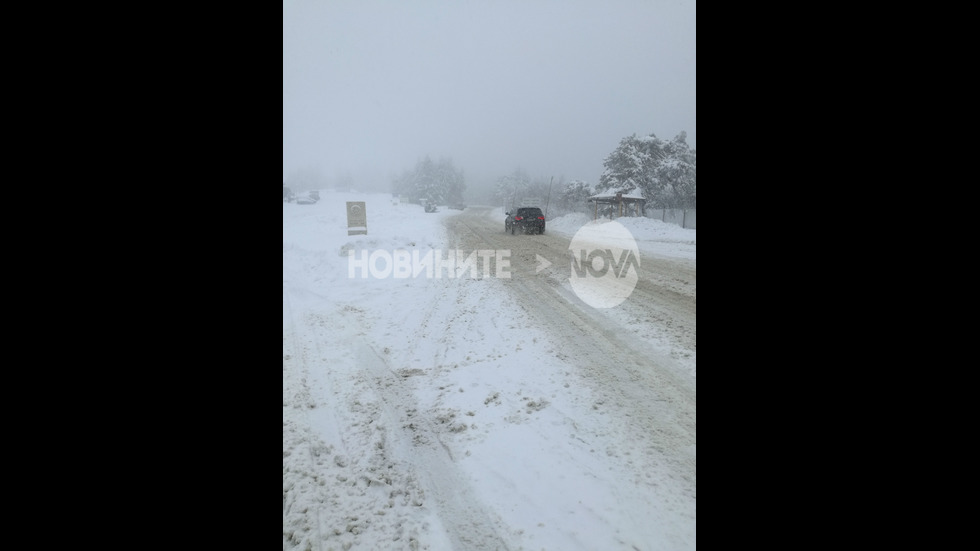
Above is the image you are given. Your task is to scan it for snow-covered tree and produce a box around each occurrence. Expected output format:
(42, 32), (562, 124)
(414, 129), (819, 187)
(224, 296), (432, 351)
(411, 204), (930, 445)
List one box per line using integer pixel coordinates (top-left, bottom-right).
(598, 131), (696, 209)
(493, 169), (562, 211)
(437, 158), (466, 207)
(554, 179), (594, 215)
(597, 135), (650, 196)
(659, 132), (696, 208)
(392, 156), (466, 206)
(493, 168), (531, 209)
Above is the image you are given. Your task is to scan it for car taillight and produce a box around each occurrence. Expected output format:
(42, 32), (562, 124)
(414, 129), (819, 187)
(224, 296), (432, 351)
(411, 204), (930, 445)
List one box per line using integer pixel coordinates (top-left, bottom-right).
(537, 216), (545, 220)
(515, 216), (523, 221)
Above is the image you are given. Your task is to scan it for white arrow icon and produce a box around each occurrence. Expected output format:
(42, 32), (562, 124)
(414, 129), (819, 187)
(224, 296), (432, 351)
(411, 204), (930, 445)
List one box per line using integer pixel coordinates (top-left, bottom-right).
(536, 254), (552, 273)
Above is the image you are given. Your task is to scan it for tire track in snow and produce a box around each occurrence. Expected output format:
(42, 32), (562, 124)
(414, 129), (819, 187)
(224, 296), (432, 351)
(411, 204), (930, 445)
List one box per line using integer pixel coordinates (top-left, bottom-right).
(282, 283), (327, 551)
(354, 337), (513, 551)
(447, 208), (697, 493)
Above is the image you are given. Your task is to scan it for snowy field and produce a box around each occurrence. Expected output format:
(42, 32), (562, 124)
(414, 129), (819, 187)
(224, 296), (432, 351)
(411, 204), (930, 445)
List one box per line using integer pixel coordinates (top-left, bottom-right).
(283, 190), (696, 550)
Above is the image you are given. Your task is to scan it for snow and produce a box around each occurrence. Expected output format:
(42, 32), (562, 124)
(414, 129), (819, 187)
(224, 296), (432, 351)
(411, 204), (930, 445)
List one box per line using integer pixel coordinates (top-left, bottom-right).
(284, 190), (696, 551)
(588, 192), (647, 200)
(547, 212), (696, 262)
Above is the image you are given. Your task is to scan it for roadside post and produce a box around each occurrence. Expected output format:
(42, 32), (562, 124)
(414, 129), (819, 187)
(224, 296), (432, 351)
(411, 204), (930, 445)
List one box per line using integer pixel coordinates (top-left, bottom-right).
(347, 202), (367, 235)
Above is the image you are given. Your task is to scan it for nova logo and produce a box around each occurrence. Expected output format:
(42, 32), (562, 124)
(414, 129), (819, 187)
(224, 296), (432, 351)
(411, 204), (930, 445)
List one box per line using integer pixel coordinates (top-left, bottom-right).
(571, 249), (640, 279)
(568, 221), (641, 308)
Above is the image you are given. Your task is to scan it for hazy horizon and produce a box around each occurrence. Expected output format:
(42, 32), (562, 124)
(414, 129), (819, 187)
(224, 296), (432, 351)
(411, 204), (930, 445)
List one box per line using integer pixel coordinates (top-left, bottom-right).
(283, 0), (696, 192)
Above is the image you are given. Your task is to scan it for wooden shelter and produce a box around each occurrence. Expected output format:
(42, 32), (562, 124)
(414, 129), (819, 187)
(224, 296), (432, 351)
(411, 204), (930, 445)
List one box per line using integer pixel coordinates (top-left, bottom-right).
(588, 192), (646, 220)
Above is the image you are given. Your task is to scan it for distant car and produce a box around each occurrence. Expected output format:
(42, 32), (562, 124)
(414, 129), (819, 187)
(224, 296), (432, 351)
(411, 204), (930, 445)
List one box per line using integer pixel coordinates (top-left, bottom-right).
(505, 207), (546, 234)
(295, 193), (317, 205)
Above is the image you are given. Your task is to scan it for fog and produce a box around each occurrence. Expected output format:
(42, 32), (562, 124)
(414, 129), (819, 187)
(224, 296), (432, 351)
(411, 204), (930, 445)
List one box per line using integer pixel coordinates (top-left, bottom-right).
(283, 0), (696, 196)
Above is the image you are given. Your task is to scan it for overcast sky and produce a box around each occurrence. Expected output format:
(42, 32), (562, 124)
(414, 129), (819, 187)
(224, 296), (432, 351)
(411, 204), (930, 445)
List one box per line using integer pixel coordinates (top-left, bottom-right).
(283, 0), (696, 190)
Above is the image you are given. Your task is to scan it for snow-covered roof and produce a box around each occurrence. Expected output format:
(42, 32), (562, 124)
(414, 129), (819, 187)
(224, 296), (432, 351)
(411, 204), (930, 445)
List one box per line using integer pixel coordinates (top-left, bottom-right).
(588, 192), (646, 202)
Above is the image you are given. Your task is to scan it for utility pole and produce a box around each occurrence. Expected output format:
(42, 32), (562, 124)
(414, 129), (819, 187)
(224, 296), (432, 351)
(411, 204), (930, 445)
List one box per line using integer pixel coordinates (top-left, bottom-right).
(545, 176), (554, 218)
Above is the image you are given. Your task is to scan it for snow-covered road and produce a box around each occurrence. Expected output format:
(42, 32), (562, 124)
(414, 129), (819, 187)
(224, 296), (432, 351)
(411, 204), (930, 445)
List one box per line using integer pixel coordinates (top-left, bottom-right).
(283, 193), (696, 550)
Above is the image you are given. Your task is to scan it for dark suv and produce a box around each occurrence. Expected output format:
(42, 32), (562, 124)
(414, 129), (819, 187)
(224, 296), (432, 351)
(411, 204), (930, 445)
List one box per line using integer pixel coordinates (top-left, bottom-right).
(505, 207), (546, 234)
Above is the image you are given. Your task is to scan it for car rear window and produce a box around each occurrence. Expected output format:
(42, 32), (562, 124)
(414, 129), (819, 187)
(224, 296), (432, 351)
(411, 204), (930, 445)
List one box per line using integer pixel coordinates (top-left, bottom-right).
(519, 208), (543, 216)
